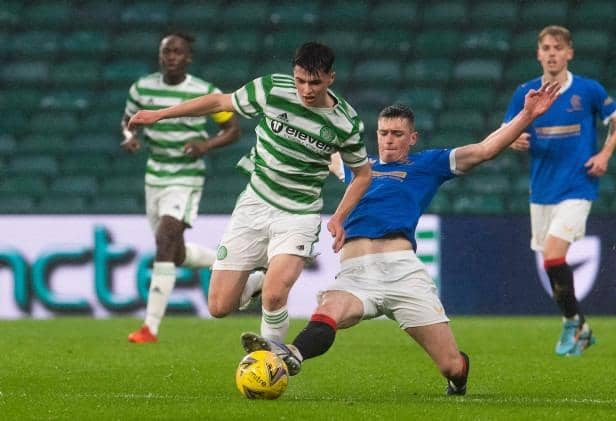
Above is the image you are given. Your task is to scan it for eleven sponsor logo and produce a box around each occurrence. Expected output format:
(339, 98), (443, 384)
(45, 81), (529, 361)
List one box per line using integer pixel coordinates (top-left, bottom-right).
(535, 236), (600, 301)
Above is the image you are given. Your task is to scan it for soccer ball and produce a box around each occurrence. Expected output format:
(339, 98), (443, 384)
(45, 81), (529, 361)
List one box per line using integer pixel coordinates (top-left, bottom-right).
(235, 350), (289, 400)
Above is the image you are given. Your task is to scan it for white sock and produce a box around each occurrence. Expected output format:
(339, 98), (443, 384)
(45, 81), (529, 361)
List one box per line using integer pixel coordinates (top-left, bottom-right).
(182, 242), (216, 269)
(261, 305), (289, 343)
(239, 271), (266, 309)
(144, 262), (176, 336)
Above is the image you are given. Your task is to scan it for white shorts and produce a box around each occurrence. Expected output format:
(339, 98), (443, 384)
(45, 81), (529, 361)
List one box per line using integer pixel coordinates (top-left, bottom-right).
(319, 250), (450, 329)
(530, 199), (591, 251)
(212, 185), (321, 271)
(145, 185), (202, 232)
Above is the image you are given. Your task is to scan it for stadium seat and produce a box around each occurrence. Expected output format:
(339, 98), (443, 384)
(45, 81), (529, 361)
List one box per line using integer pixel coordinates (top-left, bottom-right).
(99, 176), (145, 196)
(39, 91), (92, 112)
(50, 176), (97, 196)
(10, 31), (60, 59)
(62, 31), (110, 57)
(428, 130), (476, 149)
(572, 30), (610, 57)
(72, 133), (121, 155)
(171, 2), (220, 29)
(454, 59), (503, 83)
(22, 2), (72, 28)
(403, 59), (454, 86)
(422, 1), (468, 26)
(1, 89), (43, 111)
(39, 196), (88, 214)
(511, 30), (539, 56)
(427, 192), (451, 214)
(503, 58), (539, 84)
(102, 60), (153, 85)
(96, 89), (128, 110)
(252, 59), (291, 78)
(72, 1), (123, 28)
(447, 87), (494, 112)
(0, 175), (47, 196)
(21, 134), (67, 155)
(599, 175), (616, 194)
(81, 109), (124, 133)
(7, 155), (59, 176)
(414, 30), (461, 59)
(461, 30), (511, 58)
(30, 112), (79, 136)
(317, 31), (362, 57)
(465, 174), (511, 194)
(508, 194), (530, 214)
(211, 33), (260, 58)
(413, 109), (436, 134)
(395, 88), (444, 110)
(469, 1), (518, 28)
(347, 89), (395, 112)
(371, 1), (418, 26)
(360, 30), (413, 56)
(570, 58), (604, 80)
(220, 1), (271, 27)
(50, 60), (101, 87)
(90, 195), (142, 214)
(268, 2), (320, 27)
(111, 31), (161, 59)
(1, 61), (49, 85)
(452, 194), (505, 214)
(0, 194), (36, 214)
(352, 60), (401, 86)
(120, 1), (169, 27)
(569, 1), (616, 28)
(1, 111), (29, 136)
(518, 0), (568, 27)
(0, 135), (16, 154)
(111, 154), (147, 176)
(438, 111), (485, 133)
(263, 30), (313, 55)
(512, 177), (530, 194)
(0, 0), (21, 28)
(62, 155), (110, 177)
(319, 1), (370, 27)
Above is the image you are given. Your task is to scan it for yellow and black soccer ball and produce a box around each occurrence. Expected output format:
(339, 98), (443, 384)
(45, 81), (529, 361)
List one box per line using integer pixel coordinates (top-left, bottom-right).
(235, 350), (289, 400)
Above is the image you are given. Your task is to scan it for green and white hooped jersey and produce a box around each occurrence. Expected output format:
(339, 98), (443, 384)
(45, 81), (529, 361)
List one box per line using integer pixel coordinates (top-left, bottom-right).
(231, 73), (368, 214)
(124, 73), (233, 189)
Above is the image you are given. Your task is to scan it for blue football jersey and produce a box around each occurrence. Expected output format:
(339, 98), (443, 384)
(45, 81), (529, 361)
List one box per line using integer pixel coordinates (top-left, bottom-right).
(504, 73), (616, 204)
(343, 149), (456, 250)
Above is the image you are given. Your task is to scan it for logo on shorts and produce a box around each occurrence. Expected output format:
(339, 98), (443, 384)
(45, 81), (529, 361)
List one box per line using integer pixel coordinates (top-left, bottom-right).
(319, 126), (335, 142)
(217, 245), (228, 260)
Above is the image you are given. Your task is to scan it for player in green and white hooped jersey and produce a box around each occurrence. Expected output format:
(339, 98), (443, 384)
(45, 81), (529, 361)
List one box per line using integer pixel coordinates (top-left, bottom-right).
(121, 33), (246, 343)
(129, 42), (372, 343)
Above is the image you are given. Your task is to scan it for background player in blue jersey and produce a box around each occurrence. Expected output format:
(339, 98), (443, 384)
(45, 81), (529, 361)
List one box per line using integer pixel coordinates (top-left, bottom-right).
(241, 82), (560, 395)
(504, 26), (616, 357)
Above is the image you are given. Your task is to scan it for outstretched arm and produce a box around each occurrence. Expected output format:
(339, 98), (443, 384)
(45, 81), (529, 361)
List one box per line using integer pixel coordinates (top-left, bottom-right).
(183, 116), (242, 157)
(127, 93), (235, 129)
(585, 115), (616, 176)
(327, 162), (371, 253)
(454, 81), (560, 173)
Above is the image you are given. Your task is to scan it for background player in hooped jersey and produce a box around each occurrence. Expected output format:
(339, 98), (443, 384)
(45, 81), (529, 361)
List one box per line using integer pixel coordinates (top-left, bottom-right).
(121, 32), (258, 343)
(504, 26), (616, 356)
(128, 42), (372, 344)
(241, 82), (560, 394)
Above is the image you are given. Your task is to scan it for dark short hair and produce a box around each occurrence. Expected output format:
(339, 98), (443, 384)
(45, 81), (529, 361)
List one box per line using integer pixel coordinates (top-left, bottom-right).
(293, 42), (335, 75)
(378, 104), (415, 127)
(162, 32), (195, 52)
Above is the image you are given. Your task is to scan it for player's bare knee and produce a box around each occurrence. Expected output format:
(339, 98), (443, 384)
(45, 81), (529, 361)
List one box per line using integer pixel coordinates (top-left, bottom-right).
(261, 292), (287, 310)
(207, 300), (232, 318)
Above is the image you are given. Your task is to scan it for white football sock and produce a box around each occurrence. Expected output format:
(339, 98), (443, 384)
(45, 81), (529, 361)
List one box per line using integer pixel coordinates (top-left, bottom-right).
(144, 262), (176, 336)
(261, 305), (289, 343)
(182, 242), (216, 269)
(239, 271), (266, 309)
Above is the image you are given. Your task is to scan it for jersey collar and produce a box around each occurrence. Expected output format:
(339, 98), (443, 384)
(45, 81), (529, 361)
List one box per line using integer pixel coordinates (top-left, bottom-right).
(542, 71), (572, 95)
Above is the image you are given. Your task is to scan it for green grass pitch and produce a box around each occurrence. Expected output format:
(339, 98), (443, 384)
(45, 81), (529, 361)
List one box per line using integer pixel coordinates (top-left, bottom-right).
(1, 316), (615, 420)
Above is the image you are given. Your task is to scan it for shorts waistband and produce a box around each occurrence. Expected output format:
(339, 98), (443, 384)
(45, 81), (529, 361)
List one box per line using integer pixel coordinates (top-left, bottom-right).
(340, 250), (419, 270)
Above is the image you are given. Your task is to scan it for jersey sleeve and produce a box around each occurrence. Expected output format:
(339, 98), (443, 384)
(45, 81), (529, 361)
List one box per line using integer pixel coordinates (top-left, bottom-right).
(423, 149), (458, 180)
(231, 75), (273, 119)
(338, 116), (368, 168)
(124, 82), (141, 117)
(589, 80), (616, 125)
(503, 85), (526, 124)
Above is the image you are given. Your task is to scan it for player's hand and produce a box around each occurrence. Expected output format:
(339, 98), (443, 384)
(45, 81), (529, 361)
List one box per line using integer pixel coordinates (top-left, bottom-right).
(327, 215), (346, 253)
(523, 81), (560, 118)
(121, 137), (141, 154)
(128, 110), (162, 130)
(509, 133), (530, 151)
(184, 141), (210, 157)
(585, 152), (610, 176)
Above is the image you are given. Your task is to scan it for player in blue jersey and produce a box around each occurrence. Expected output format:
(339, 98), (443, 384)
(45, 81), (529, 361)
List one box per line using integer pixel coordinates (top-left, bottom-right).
(504, 26), (616, 357)
(241, 81), (560, 395)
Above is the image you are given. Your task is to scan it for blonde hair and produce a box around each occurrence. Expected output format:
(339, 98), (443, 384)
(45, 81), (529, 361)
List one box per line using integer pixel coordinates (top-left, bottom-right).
(538, 25), (572, 46)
